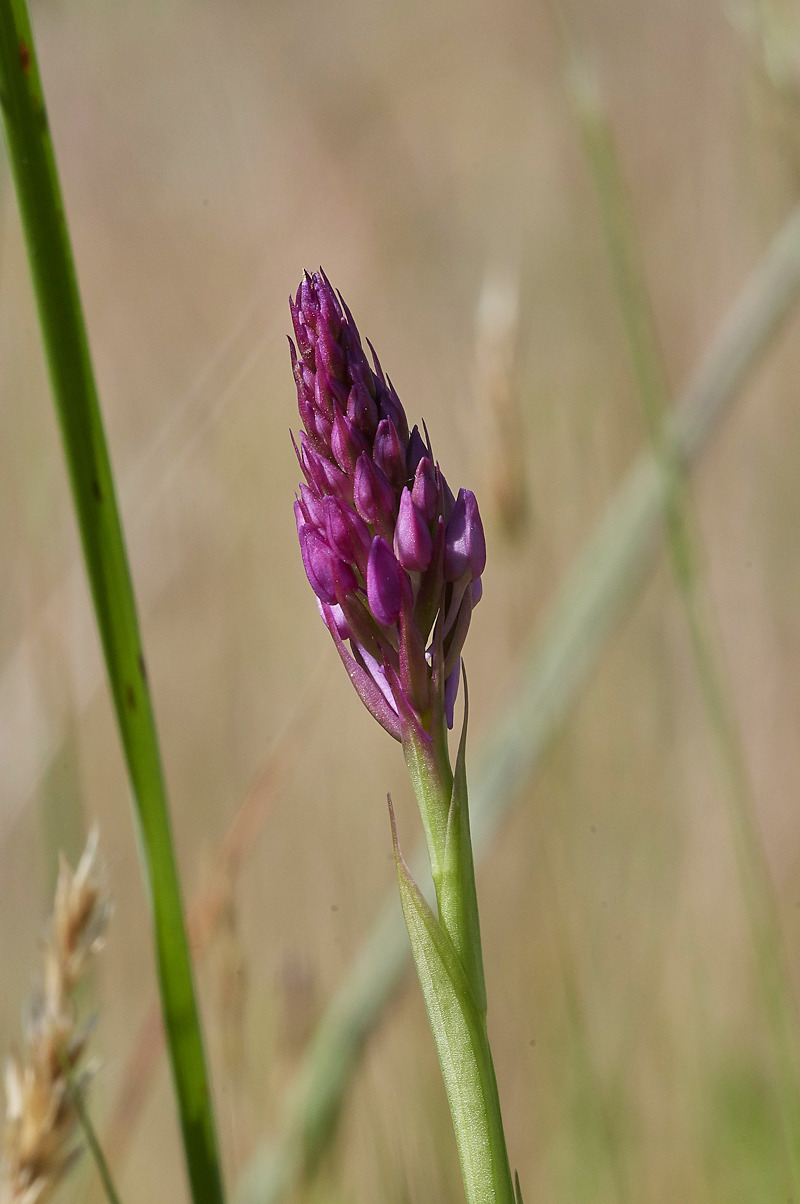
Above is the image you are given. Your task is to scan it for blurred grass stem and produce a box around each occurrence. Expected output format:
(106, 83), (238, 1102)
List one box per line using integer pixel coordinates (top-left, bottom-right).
(58, 1052), (123, 1204)
(0, 4), (225, 1203)
(237, 198), (800, 1204)
(573, 61), (800, 1189)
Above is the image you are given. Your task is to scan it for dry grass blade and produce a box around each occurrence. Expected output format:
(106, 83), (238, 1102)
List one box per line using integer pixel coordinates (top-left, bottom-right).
(0, 830), (112, 1204)
(236, 200), (800, 1204)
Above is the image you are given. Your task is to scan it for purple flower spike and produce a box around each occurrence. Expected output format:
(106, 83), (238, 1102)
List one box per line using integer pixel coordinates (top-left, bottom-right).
(394, 488), (433, 572)
(444, 488), (486, 582)
(367, 537), (403, 627)
(288, 269), (486, 745)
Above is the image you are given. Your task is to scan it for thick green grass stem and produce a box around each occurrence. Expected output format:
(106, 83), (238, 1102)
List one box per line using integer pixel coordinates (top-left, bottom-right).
(574, 67), (800, 1189)
(0, 5), (225, 1204)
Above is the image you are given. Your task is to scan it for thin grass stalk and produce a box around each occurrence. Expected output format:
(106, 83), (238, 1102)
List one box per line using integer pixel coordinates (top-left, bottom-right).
(57, 1053), (122, 1204)
(236, 200), (800, 1204)
(573, 63), (800, 1189)
(0, 6), (224, 1203)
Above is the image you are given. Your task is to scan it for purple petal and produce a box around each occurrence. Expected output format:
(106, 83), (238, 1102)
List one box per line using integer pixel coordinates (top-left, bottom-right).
(319, 604), (402, 741)
(317, 597), (351, 641)
(352, 641), (399, 715)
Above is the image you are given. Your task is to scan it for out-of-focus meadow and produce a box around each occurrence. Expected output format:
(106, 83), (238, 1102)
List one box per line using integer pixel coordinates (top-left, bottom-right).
(3, 0), (800, 1200)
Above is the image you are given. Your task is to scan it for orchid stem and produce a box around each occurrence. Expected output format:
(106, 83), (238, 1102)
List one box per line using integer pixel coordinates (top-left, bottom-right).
(398, 682), (515, 1204)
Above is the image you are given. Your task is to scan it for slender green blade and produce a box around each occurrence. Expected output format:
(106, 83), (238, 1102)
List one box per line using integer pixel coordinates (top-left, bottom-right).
(0, 5), (224, 1203)
(390, 799), (514, 1204)
(441, 670), (487, 1018)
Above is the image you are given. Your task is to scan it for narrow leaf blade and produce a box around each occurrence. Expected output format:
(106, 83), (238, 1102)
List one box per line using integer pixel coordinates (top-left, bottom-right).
(442, 668), (487, 1016)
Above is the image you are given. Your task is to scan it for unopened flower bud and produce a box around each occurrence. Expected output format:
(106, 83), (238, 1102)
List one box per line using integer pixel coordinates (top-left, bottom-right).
(300, 434), (350, 501)
(373, 419), (407, 493)
(411, 457), (438, 524)
(444, 488), (486, 582)
(367, 537), (403, 627)
(347, 376), (379, 441)
(316, 320), (346, 382)
(290, 300), (316, 369)
(331, 408), (368, 475)
(394, 488), (433, 572)
(299, 483), (325, 529)
(299, 525), (356, 605)
(324, 495), (371, 569)
(316, 270), (342, 337)
(354, 453), (395, 532)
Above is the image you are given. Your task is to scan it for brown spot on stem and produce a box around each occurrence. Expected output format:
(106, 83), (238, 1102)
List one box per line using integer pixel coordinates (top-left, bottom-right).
(19, 41), (30, 73)
(125, 685), (136, 710)
(91, 479), (102, 502)
(138, 653), (148, 683)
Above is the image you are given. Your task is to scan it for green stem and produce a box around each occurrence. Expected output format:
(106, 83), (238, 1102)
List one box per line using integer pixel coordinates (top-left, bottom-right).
(0, 6), (225, 1204)
(401, 711), (513, 1204)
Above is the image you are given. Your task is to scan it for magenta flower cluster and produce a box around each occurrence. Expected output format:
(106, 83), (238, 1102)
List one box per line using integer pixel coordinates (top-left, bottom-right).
(290, 270), (485, 742)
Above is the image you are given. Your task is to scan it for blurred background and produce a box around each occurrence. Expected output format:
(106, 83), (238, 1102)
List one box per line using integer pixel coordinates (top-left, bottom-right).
(3, 0), (800, 1200)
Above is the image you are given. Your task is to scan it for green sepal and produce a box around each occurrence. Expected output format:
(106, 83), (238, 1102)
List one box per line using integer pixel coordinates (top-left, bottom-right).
(514, 1170), (524, 1204)
(441, 668), (487, 1018)
(388, 797), (514, 1204)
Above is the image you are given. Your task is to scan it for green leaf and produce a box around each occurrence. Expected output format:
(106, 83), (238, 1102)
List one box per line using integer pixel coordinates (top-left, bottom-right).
(514, 1170), (524, 1204)
(441, 668), (487, 1018)
(389, 797), (514, 1204)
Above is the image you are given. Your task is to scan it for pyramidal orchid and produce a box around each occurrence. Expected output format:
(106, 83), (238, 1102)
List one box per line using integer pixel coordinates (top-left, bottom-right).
(289, 271), (518, 1204)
